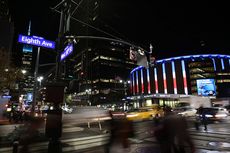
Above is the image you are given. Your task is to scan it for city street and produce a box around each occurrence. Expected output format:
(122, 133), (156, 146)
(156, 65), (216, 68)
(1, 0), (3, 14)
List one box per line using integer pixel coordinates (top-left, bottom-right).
(0, 116), (230, 153)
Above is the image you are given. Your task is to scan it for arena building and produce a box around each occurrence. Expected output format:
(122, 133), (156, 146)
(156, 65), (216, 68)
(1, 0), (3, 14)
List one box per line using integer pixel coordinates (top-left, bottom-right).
(129, 54), (230, 108)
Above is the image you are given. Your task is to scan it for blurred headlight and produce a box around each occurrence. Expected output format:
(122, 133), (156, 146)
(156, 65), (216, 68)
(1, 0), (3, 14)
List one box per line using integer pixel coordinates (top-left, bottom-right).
(6, 108), (12, 112)
(215, 114), (227, 118)
(127, 114), (138, 118)
(205, 114), (213, 118)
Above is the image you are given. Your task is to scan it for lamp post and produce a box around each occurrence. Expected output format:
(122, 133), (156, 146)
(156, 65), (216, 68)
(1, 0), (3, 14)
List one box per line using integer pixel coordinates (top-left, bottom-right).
(85, 89), (91, 106)
(119, 80), (130, 110)
(37, 76), (44, 87)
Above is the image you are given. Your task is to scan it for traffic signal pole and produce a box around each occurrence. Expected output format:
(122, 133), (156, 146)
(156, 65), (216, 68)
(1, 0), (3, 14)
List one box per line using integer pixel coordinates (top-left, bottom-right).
(32, 47), (40, 113)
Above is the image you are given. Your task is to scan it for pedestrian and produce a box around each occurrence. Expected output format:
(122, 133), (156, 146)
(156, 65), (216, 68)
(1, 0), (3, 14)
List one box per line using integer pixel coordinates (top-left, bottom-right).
(154, 106), (195, 153)
(173, 115), (195, 153)
(197, 105), (207, 131)
(105, 110), (117, 153)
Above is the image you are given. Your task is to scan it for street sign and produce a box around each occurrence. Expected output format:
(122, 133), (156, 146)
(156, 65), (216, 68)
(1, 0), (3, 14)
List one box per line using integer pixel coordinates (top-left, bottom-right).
(60, 43), (73, 61)
(18, 34), (56, 49)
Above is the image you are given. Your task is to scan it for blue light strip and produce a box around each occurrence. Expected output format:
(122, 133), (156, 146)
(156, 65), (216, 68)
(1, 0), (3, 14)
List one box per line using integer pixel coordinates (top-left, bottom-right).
(221, 58), (225, 70)
(156, 54), (230, 63)
(131, 54), (230, 74)
(131, 66), (143, 74)
(212, 58), (216, 71)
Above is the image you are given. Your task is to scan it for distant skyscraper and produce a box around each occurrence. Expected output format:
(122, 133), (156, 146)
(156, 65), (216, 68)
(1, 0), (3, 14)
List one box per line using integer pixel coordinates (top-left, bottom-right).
(20, 21), (34, 97)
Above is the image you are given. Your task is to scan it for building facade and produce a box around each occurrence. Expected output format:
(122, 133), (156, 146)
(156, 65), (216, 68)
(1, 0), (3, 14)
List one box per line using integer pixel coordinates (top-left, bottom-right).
(130, 54), (230, 107)
(67, 39), (137, 106)
(19, 21), (34, 103)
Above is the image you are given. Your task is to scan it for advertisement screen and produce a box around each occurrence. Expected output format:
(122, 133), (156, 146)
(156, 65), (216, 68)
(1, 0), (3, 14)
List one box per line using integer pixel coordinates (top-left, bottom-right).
(23, 45), (33, 53)
(197, 79), (216, 96)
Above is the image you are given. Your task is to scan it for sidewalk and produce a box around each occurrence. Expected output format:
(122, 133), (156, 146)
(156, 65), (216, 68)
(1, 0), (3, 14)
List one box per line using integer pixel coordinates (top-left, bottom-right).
(0, 119), (10, 125)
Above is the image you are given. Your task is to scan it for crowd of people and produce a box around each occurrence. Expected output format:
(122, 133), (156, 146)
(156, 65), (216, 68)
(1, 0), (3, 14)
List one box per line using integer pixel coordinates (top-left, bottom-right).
(105, 106), (196, 153)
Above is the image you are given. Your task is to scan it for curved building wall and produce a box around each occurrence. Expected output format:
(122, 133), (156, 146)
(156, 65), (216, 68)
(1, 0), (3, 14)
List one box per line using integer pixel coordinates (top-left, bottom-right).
(130, 54), (230, 97)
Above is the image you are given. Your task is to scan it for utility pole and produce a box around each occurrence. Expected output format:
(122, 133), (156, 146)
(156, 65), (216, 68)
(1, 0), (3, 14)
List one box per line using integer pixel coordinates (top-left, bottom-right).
(54, 0), (72, 80)
(32, 47), (40, 113)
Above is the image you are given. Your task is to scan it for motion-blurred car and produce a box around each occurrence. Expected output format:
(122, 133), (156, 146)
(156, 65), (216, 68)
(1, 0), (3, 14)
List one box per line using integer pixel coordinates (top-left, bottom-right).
(224, 105), (230, 113)
(196, 107), (229, 122)
(126, 105), (164, 121)
(110, 109), (126, 119)
(173, 106), (197, 117)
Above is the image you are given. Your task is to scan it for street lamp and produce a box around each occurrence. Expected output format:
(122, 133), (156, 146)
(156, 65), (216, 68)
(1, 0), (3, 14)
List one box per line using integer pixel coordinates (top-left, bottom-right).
(37, 76), (44, 86)
(21, 69), (27, 74)
(85, 89), (92, 106)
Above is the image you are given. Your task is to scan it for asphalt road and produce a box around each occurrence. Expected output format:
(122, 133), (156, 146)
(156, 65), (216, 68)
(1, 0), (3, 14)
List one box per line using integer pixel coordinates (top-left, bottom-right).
(0, 116), (230, 153)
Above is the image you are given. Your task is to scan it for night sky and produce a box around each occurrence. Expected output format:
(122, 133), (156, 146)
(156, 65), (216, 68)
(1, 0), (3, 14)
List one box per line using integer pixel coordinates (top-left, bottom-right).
(8, 0), (230, 62)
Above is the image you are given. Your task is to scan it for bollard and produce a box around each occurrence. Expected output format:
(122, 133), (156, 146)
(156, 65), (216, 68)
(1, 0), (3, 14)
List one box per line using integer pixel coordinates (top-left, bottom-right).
(12, 141), (19, 153)
(98, 118), (102, 130)
(88, 122), (91, 128)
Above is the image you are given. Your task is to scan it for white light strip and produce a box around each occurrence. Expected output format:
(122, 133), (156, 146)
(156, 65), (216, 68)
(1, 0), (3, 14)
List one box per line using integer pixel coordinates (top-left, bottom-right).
(221, 58), (225, 70)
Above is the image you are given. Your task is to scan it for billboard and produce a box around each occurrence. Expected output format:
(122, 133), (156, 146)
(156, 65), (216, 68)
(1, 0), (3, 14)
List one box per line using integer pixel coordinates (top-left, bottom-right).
(197, 79), (216, 96)
(23, 45), (33, 53)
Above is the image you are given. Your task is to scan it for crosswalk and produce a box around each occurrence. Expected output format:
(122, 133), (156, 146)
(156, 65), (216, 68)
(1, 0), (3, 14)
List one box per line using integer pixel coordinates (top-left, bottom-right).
(0, 123), (110, 153)
(1, 121), (230, 153)
(132, 126), (230, 152)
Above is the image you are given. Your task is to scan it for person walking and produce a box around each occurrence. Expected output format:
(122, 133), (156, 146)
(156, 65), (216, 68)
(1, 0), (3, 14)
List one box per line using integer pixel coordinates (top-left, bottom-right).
(197, 105), (207, 131)
(154, 106), (195, 153)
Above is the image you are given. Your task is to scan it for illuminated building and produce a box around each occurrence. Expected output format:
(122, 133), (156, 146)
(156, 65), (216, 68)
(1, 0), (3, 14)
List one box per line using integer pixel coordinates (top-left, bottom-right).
(20, 21), (34, 101)
(130, 54), (230, 107)
(68, 39), (137, 105)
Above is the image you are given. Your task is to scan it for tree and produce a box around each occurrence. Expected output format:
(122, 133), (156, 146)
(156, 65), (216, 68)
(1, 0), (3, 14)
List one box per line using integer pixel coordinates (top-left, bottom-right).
(0, 50), (23, 93)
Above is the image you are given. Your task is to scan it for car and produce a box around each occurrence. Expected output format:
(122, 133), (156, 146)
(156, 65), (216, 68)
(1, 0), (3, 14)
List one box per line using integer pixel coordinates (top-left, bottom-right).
(196, 107), (229, 122)
(126, 105), (164, 121)
(224, 105), (230, 113)
(110, 109), (126, 119)
(173, 106), (197, 117)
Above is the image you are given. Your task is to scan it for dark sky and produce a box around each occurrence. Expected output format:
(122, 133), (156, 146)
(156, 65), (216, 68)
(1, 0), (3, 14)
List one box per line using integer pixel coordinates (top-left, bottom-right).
(9, 0), (230, 61)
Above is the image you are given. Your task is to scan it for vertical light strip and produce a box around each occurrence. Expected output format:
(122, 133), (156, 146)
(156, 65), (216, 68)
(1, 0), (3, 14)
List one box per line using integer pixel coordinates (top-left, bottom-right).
(181, 60), (188, 95)
(141, 68), (144, 94)
(147, 68), (151, 94)
(132, 73), (135, 95)
(136, 71), (139, 94)
(221, 58), (225, 70)
(212, 58), (216, 71)
(154, 67), (158, 94)
(162, 63), (167, 94)
(171, 61), (177, 94)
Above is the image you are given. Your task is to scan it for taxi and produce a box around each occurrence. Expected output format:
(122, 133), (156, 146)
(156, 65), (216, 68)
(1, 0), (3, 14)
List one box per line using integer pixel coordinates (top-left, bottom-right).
(126, 105), (164, 121)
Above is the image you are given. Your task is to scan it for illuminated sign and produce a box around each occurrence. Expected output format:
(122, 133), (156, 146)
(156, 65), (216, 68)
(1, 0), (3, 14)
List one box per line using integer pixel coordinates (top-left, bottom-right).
(197, 79), (216, 96)
(23, 45), (33, 53)
(18, 35), (56, 49)
(60, 43), (73, 61)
